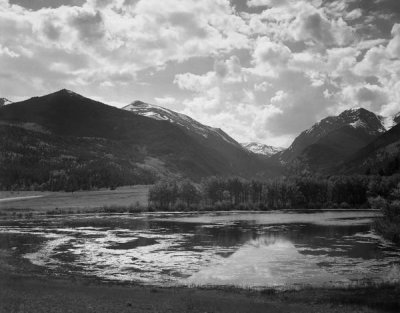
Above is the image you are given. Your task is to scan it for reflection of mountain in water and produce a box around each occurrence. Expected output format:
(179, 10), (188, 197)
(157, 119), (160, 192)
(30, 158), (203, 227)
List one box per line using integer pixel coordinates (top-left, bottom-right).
(187, 236), (346, 287)
(1, 212), (399, 288)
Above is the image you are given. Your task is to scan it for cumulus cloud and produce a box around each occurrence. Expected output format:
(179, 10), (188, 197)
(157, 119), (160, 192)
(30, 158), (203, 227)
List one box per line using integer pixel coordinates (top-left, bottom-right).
(290, 10), (355, 47)
(387, 23), (400, 58)
(252, 38), (292, 74)
(154, 96), (176, 107)
(247, 0), (292, 7)
(0, 0), (249, 95)
(1, 0), (400, 147)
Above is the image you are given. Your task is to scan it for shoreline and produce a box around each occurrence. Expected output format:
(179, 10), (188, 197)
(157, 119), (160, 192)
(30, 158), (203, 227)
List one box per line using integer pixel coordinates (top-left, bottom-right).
(0, 207), (380, 217)
(0, 211), (398, 312)
(1, 267), (399, 313)
(0, 205), (395, 312)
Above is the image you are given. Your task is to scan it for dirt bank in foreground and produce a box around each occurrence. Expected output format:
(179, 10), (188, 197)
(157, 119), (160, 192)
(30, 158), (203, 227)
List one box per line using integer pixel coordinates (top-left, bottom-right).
(1, 270), (399, 313)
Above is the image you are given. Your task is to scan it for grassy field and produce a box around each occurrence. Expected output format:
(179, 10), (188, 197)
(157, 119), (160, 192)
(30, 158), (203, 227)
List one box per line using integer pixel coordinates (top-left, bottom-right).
(0, 185), (150, 213)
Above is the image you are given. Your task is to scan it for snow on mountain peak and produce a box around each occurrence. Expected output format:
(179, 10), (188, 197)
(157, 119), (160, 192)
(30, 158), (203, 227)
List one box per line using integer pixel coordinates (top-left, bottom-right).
(280, 107), (387, 162)
(55, 89), (83, 98)
(349, 119), (367, 129)
(329, 107), (385, 134)
(123, 101), (241, 146)
(242, 142), (284, 156)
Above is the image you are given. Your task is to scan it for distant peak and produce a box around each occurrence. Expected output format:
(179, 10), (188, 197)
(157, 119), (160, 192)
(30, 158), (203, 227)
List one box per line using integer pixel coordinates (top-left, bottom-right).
(241, 142), (284, 156)
(55, 89), (81, 97)
(123, 100), (152, 111)
(131, 100), (147, 106)
(339, 107), (373, 117)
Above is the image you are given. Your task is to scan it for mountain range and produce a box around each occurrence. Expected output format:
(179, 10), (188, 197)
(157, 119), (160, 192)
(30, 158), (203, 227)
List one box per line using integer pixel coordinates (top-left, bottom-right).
(241, 142), (284, 157)
(123, 101), (285, 157)
(0, 90), (279, 190)
(277, 108), (399, 174)
(0, 89), (399, 190)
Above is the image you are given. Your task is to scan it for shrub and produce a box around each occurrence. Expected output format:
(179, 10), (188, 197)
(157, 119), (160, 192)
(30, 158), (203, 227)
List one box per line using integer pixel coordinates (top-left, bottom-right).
(340, 202), (351, 209)
(368, 196), (388, 210)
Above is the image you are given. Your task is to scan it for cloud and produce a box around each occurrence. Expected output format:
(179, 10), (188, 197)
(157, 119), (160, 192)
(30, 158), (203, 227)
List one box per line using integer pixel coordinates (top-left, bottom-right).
(70, 9), (105, 43)
(174, 52), (335, 144)
(345, 8), (362, 20)
(0, 0), (250, 96)
(154, 96), (176, 107)
(2, 0), (400, 147)
(247, 0), (292, 7)
(356, 85), (389, 111)
(387, 23), (400, 58)
(290, 10), (355, 47)
(252, 38), (292, 73)
(174, 72), (216, 92)
(0, 44), (19, 57)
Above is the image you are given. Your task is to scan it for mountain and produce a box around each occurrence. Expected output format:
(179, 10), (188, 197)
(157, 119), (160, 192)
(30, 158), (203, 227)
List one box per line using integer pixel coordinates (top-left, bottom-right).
(0, 89), (279, 190)
(0, 98), (12, 106)
(279, 108), (386, 172)
(341, 123), (400, 175)
(241, 142), (284, 157)
(394, 112), (400, 125)
(382, 111), (400, 129)
(123, 101), (240, 147)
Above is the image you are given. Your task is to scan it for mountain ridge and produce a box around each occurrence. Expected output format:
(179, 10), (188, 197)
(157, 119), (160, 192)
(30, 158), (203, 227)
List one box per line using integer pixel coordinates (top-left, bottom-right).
(340, 122), (400, 175)
(0, 89), (280, 190)
(277, 107), (389, 174)
(123, 100), (242, 147)
(280, 107), (386, 163)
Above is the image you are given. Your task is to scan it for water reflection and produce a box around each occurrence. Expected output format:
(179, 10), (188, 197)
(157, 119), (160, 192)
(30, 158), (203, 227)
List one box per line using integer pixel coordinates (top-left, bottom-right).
(0, 211), (399, 288)
(187, 236), (346, 287)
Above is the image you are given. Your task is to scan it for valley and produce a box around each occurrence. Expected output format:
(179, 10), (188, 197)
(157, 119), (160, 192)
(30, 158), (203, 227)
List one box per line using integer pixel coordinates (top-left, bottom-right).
(1, 90), (399, 313)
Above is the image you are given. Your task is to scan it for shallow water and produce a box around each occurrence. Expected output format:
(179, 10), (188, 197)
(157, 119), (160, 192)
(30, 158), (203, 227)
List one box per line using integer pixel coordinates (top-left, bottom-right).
(1, 210), (399, 288)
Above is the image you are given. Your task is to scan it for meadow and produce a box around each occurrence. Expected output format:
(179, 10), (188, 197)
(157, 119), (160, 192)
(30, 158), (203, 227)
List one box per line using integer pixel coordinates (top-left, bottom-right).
(0, 185), (150, 213)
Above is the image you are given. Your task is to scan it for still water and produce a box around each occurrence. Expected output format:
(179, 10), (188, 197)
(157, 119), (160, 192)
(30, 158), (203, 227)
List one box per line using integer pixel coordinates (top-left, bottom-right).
(1, 210), (400, 288)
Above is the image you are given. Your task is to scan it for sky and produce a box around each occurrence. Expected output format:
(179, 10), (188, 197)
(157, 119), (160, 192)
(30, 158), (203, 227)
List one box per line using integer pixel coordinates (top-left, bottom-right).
(1, 0), (400, 147)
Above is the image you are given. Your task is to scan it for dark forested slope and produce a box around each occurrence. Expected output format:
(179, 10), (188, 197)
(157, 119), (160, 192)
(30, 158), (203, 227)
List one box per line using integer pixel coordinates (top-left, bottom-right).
(0, 90), (279, 190)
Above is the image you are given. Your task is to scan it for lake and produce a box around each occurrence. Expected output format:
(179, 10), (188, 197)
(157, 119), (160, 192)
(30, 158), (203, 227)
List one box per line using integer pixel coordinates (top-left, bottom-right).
(1, 210), (399, 289)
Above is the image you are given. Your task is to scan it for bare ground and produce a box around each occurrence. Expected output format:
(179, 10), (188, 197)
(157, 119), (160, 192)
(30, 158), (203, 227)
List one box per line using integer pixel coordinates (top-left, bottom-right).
(2, 270), (399, 313)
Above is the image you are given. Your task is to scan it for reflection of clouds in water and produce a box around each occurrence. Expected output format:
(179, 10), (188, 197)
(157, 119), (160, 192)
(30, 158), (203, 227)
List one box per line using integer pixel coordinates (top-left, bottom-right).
(186, 236), (346, 287)
(24, 235), (74, 267)
(0, 211), (399, 288)
(18, 227), (222, 284)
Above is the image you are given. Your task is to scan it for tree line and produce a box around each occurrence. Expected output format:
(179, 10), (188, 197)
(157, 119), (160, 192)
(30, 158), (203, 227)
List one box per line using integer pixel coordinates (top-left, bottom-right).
(149, 174), (400, 211)
(370, 182), (400, 245)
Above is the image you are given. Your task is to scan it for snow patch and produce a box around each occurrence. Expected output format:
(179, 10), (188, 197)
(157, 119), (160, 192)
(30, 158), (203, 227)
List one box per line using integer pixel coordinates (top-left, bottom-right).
(350, 119), (367, 129)
(123, 101), (241, 145)
(242, 142), (284, 156)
